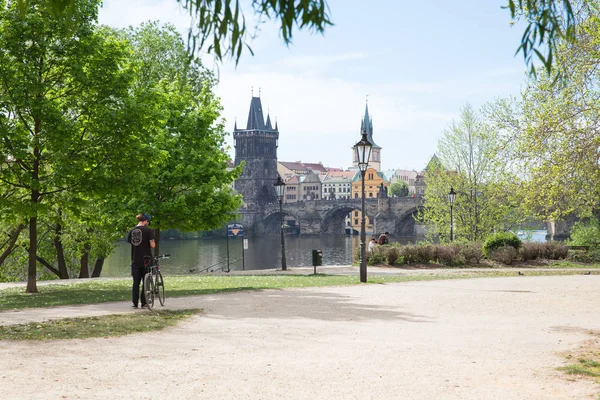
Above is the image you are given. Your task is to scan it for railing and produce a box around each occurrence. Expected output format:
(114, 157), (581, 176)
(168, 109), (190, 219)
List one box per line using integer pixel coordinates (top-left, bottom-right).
(189, 258), (244, 274)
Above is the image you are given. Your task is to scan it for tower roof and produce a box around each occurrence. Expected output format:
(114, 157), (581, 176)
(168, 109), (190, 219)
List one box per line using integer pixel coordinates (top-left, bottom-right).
(356, 102), (380, 149)
(246, 96), (265, 130)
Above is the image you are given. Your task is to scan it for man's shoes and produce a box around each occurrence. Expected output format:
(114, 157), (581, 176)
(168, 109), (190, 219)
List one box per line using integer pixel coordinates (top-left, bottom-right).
(132, 304), (138, 308)
(141, 304), (147, 308)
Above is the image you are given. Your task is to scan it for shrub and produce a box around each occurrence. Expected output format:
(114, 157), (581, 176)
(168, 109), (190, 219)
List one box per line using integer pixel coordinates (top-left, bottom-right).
(367, 247), (387, 265)
(434, 244), (464, 266)
(483, 232), (522, 257)
(566, 250), (592, 263)
(415, 244), (435, 264)
(544, 241), (568, 260)
(521, 242), (545, 261)
(386, 246), (401, 265)
(460, 242), (483, 264)
(490, 246), (518, 265)
(568, 217), (600, 249)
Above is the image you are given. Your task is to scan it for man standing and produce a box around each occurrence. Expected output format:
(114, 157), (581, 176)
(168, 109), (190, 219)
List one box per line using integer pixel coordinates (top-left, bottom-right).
(127, 213), (155, 308)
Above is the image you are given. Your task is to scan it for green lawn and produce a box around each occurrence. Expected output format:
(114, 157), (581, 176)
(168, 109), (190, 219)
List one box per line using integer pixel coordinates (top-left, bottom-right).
(0, 267), (596, 311)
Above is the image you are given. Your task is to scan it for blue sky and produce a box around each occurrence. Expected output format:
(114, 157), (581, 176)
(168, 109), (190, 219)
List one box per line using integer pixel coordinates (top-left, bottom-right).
(99, 0), (527, 171)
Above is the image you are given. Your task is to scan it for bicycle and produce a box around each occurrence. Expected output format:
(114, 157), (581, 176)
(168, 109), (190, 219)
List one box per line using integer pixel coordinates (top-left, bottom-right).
(143, 254), (169, 310)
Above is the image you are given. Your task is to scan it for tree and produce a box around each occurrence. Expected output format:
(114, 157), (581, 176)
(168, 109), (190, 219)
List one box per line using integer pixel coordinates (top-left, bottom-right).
(29, 0), (333, 64)
(121, 22), (242, 256)
(389, 181), (409, 197)
(488, 7), (600, 221)
(417, 104), (524, 242)
(0, 0), (141, 292)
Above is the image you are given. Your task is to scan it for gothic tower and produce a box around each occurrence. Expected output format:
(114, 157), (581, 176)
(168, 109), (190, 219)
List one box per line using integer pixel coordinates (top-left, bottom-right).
(352, 102), (382, 171)
(233, 96), (279, 208)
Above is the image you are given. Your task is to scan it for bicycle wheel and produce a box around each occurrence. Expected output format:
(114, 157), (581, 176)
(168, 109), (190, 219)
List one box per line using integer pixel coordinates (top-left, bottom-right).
(155, 270), (165, 306)
(144, 273), (154, 310)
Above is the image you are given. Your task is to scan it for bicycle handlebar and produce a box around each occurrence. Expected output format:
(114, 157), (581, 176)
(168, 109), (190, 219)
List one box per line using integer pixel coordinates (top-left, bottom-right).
(155, 254), (170, 259)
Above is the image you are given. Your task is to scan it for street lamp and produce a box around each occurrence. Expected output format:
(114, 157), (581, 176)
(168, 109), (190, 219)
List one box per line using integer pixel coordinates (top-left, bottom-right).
(274, 176), (287, 270)
(448, 187), (456, 242)
(355, 128), (372, 283)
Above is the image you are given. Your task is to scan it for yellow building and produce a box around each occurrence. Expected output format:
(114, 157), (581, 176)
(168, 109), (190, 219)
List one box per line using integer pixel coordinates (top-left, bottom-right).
(349, 168), (389, 234)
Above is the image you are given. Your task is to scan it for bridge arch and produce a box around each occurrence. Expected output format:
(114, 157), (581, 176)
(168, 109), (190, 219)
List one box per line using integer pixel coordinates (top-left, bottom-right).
(322, 205), (374, 235)
(255, 209), (301, 236)
(393, 206), (422, 236)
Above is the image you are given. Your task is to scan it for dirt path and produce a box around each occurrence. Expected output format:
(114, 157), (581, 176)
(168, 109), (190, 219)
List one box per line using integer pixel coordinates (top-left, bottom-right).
(1, 275), (599, 399)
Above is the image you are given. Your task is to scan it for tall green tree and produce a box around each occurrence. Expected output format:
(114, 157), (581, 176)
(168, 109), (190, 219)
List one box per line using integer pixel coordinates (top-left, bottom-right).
(418, 104), (523, 242)
(123, 22), (241, 256)
(488, 5), (600, 220)
(0, 0), (140, 292)
(389, 181), (409, 197)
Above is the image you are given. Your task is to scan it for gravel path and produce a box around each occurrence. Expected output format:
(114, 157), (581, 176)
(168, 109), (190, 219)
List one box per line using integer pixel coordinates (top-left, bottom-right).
(1, 275), (599, 399)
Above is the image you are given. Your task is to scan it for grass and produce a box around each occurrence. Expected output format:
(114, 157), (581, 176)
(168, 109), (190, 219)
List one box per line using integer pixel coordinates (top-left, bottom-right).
(558, 333), (600, 399)
(0, 267), (596, 311)
(0, 309), (200, 340)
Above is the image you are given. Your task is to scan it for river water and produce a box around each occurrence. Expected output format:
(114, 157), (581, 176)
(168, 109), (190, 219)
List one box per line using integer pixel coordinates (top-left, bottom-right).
(102, 230), (548, 277)
(102, 235), (412, 277)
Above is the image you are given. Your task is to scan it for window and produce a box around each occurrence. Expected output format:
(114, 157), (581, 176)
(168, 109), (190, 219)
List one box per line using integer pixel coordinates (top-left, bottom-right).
(354, 219), (359, 225)
(369, 193), (373, 198)
(354, 211), (358, 217)
(354, 193), (358, 199)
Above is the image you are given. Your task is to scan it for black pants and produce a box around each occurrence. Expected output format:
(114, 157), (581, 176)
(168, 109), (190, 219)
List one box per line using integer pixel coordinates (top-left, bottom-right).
(131, 263), (147, 306)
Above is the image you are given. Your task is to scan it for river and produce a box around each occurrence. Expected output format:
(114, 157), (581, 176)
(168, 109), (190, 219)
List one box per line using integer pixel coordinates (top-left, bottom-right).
(102, 230), (549, 277)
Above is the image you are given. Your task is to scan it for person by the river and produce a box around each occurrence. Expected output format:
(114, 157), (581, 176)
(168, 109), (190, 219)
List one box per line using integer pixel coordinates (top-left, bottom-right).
(127, 213), (155, 308)
(378, 232), (389, 245)
(368, 237), (377, 252)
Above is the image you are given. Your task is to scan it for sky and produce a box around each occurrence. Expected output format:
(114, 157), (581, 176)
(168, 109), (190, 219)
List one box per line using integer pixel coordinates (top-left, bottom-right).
(98, 0), (528, 172)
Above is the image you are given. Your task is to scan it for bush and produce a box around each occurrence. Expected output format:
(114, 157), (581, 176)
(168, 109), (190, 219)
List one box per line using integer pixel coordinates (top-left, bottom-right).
(367, 247), (387, 265)
(566, 250), (592, 263)
(569, 217), (600, 249)
(386, 246), (401, 265)
(545, 241), (568, 259)
(434, 245), (465, 266)
(460, 242), (483, 264)
(483, 232), (522, 257)
(490, 246), (518, 265)
(521, 242), (545, 261)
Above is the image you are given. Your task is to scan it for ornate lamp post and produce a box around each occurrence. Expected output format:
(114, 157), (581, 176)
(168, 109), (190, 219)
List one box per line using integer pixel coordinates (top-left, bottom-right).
(355, 128), (372, 283)
(448, 187), (456, 242)
(274, 176), (287, 270)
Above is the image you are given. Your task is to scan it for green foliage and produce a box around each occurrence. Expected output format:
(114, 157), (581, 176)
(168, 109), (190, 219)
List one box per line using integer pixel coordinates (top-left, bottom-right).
(34, 0), (333, 64)
(505, 0), (578, 79)
(417, 104), (525, 242)
(120, 22), (242, 255)
(389, 181), (409, 197)
(569, 217), (600, 249)
(488, 9), (600, 221)
(490, 246), (518, 265)
(483, 232), (522, 257)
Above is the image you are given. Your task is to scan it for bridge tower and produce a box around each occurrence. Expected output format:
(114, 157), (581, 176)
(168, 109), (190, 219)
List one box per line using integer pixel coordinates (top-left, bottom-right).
(352, 101), (382, 171)
(233, 95), (279, 209)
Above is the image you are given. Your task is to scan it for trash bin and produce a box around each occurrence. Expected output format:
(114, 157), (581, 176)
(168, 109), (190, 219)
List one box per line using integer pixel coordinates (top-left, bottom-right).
(312, 249), (323, 267)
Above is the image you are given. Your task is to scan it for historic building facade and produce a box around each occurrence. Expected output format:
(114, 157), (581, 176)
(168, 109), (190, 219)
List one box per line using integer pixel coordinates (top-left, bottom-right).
(233, 96), (280, 208)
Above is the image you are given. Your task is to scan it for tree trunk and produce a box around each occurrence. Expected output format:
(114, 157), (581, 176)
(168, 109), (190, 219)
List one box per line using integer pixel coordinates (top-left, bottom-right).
(26, 215), (38, 293)
(0, 224), (25, 267)
(79, 244), (90, 278)
(53, 217), (69, 279)
(154, 227), (161, 257)
(91, 257), (104, 278)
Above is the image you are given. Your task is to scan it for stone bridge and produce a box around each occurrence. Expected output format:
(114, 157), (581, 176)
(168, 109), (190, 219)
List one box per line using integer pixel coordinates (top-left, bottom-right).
(238, 196), (424, 236)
